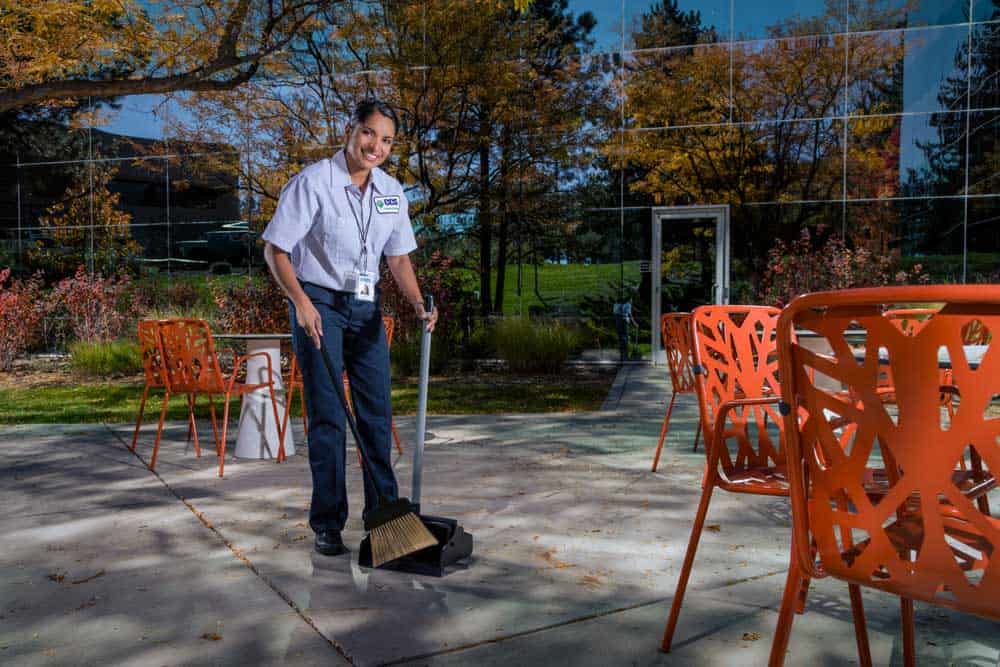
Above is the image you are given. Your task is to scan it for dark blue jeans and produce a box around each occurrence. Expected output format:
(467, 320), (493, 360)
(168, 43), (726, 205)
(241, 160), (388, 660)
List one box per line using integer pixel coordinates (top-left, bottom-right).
(291, 282), (398, 534)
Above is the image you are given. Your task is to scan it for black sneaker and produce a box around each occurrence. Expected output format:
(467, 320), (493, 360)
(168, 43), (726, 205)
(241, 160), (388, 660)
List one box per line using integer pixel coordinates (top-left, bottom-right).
(314, 530), (349, 556)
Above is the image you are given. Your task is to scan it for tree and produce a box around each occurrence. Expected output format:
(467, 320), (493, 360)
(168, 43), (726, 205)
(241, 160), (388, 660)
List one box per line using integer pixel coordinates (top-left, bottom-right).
(618, 0), (906, 262)
(159, 0), (597, 315)
(28, 162), (140, 277)
(0, 0), (533, 113)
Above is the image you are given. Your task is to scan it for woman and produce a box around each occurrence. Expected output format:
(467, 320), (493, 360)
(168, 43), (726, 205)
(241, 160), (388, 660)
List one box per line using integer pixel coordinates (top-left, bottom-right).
(263, 99), (437, 557)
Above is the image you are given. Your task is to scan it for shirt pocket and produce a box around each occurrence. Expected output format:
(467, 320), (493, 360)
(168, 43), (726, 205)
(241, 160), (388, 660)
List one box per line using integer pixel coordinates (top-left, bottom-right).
(321, 211), (350, 263)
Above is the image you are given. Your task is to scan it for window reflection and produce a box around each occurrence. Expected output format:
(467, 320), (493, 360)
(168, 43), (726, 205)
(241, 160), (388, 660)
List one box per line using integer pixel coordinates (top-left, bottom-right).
(625, 0), (727, 50)
(733, 36), (846, 122)
(967, 198), (1000, 282)
(850, 0), (969, 32)
(735, 0), (845, 40)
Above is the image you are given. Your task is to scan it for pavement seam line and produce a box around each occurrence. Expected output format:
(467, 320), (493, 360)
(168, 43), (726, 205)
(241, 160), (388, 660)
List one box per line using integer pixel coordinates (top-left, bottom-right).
(379, 566), (791, 665)
(103, 422), (357, 666)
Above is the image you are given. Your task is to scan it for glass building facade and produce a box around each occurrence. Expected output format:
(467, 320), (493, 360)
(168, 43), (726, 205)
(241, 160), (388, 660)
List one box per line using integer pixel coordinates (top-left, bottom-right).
(1, 1), (997, 344)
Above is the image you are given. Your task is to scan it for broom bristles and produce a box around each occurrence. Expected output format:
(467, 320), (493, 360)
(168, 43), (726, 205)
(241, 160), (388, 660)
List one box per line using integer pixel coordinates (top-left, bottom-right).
(370, 512), (438, 567)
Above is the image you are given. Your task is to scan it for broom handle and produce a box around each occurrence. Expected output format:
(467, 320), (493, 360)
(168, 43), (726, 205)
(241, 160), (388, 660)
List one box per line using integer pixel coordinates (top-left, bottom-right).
(412, 294), (433, 505)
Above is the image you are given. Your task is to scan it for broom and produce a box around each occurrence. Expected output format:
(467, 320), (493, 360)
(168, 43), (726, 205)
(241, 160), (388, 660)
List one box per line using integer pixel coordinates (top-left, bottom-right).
(317, 336), (437, 567)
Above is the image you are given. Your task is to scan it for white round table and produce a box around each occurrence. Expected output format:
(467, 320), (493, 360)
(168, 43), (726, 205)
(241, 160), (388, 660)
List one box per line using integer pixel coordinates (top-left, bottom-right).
(215, 334), (296, 460)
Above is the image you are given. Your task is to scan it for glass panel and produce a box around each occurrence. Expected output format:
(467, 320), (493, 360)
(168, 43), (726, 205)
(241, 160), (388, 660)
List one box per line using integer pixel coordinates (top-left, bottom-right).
(734, 0), (846, 41)
(968, 111), (1000, 195)
(94, 94), (192, 159)
(850, 0), (970, 31)
(626, 120), (843, 206)
(0, 165), (17, 233)
(130, 222), (172, 276)
(974, 0), (1000, 23)
(659, 214), (718, 310)
(0, 227), (23, 273)
(731, 202), (844, 305)
(625, 0), (729, 50)
(848, 26), (968, 116)
(624, 44), (731, 128)
(848, 112), (966, 199)
(4, 122), (89, 165)
(733, 36), (846, 122)
(967, 197), (1000, 282)
(970, 20), (1000, 111)
(847, 197), (965, 282)
(567, 0), (622, 54)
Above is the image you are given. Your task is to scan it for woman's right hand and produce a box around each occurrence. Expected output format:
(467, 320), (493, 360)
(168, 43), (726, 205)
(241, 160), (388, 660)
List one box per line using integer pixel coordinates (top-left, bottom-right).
(295, 299), (323, 349)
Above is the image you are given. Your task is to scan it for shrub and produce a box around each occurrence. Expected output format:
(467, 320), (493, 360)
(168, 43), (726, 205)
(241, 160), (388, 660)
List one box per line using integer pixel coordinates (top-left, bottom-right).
(494, 317), (579, 374)
(48, 267), (140, 344)
(380, 251), (469, 348)
(0, 268), (45, 371)
(69, 339), (142, 377)
(757, 227), (930, 308)
(211, 276), (288, 333)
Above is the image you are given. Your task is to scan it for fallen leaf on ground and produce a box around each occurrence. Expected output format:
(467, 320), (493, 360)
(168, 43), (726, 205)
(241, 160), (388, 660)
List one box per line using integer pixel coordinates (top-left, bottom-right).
(201, 633), (222, 641)
(706, 524), (721, 532)
(742, 632), (761, 641)
(71, 570), (105, 585)
(46, 573), (65, 583)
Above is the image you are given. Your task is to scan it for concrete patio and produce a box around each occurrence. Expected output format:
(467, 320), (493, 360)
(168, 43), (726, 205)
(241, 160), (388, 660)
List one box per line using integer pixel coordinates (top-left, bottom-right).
(1, 365), (997, 666)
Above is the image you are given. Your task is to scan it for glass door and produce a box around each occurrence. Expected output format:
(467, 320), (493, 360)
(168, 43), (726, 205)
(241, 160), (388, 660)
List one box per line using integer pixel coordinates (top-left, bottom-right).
(650, 205), (730, 364)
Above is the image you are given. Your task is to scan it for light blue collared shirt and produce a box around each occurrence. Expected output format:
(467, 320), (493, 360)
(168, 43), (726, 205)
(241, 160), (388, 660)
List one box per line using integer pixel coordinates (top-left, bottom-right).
(262, 149), (417, 292)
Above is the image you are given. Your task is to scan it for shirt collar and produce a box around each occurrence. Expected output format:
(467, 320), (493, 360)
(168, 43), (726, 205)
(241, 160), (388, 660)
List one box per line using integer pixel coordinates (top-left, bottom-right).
(332, 149), (386, 195)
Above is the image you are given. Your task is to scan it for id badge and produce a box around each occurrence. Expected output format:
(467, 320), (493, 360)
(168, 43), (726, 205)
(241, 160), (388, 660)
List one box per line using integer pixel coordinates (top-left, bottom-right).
(355, 271), (375, 302)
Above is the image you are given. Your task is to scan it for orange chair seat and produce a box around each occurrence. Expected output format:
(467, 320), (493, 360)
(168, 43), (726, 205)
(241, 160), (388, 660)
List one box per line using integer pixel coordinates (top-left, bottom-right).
(717, 466), (789, 495)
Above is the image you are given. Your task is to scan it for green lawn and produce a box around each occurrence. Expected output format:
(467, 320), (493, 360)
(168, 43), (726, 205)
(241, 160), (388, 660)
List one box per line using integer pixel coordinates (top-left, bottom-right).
(0, 374), (613, 425)
(466, 261), (642, 315)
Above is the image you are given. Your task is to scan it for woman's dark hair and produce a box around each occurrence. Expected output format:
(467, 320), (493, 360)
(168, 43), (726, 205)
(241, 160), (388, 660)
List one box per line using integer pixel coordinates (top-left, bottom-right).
(351, 99), (399, 134)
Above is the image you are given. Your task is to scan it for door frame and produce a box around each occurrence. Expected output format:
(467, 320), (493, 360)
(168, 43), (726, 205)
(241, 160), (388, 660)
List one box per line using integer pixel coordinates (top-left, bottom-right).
(650, 205), (731, 364)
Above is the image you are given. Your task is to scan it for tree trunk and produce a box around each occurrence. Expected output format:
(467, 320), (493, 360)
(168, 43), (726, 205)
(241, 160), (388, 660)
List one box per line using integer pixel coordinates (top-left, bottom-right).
(493, 125), (513, 314)
(477, 116), (493, 316)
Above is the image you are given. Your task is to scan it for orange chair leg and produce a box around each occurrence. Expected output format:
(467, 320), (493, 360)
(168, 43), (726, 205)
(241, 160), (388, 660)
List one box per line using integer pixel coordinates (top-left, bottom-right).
(391, 420), (403, 454)
(901, 597), (916, 667)
(661, 467), (718, 651)
(691, 420), (702, 452)
(218, 392), (232, 477)
(130, 385), (150, 452)
(187, 393), (201, 458)
(267, 381), (285, 462)
(652, 391), (677, 472)
(207, 395), (221, 457)
(149, 391), (171, 471)
(280, 381), (294, 460)
(848, 584), (873, 667)
(767, 548), (805, 666)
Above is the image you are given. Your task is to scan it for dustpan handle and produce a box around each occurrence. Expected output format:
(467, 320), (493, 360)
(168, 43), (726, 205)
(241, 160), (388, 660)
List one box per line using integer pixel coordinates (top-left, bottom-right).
(412, 294), (433, 505)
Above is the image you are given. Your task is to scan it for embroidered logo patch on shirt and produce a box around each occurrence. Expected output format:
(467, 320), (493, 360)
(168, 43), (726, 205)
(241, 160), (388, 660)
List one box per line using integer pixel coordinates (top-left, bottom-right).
(374, 196), (400, 214)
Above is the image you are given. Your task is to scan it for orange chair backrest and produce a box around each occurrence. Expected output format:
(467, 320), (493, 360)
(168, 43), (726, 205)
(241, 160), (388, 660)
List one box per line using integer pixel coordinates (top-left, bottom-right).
(661, 313), (696, 394)
(777, 286), (1000, 621)
(137, 320), (166, 388)
(159, 318), (227, 393)
(691, 305), (785, 475)
(382, 315), (395, 347)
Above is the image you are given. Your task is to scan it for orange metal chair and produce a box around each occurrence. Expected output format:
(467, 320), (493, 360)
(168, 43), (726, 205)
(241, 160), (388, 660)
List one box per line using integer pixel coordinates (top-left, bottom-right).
(129, 319), (205, 462)
(651, 313), (701, 471)
(772, 286), (999, 666)
(661, 305), (810, 652)
(283, 314), (403, 455)
(159, 318), (283, 477)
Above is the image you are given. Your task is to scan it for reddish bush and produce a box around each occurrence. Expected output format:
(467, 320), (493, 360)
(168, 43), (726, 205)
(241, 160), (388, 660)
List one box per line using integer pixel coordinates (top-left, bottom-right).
(212, 277), (289, 334)
(380, 251), (465, 345)
(757, 227), (929, 308)
(49, 267), (140, 344)
(0, 268), (45, 371)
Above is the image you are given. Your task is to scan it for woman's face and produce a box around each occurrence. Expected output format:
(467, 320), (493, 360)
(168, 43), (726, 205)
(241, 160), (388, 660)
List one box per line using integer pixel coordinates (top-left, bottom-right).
(345, 111), (395, 171)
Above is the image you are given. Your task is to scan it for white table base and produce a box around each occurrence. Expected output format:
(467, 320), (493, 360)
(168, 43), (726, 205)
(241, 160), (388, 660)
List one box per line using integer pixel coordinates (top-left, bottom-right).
(234, 339), (296, 459)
